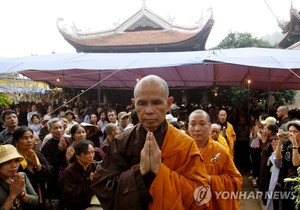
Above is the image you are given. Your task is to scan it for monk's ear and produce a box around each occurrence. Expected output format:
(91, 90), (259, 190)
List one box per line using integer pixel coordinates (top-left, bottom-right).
(131, 98), (135, 107)
(167, 96), (174, 108)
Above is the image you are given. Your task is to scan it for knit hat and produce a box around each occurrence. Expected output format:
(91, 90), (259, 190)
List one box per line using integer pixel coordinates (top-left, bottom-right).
(0, 145), (23, 164)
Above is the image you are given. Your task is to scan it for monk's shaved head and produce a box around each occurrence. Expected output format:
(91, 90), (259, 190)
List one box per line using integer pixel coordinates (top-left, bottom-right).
(134, 75), (169, 98)
(189, 109), (211, 122)
(131, 75), (173, 132)
(211, 123), (221, 130)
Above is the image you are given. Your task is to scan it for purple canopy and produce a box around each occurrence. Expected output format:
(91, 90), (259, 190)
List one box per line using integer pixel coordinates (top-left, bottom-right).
(1, 48), (300, 90)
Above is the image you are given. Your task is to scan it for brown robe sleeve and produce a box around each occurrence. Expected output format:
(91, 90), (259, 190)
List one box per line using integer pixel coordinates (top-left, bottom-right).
(91, 130), (151, 210)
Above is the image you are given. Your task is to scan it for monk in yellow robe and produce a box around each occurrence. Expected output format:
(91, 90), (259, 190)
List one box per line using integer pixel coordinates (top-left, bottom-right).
(188, 109), (243, 210)
(210, 123), (230, 152)
(216, 110), (236, 158)
(91, 75), (210, 210)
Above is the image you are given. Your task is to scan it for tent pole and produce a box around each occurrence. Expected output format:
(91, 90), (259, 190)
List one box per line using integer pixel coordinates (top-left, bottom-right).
(97, 86), (101, 105)
(267, 69), (271, 115)
(98, 71), (101, 105)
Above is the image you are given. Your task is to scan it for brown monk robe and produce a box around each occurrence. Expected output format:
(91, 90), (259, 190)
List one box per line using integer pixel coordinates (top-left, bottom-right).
(91, 122), (210, 210)
(91, 75), (210, 210)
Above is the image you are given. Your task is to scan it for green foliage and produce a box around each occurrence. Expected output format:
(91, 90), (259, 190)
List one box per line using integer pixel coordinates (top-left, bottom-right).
(0, 93), (12, 106)
(284, 167), (300, 209)
(209, 32), (296, 110)
(213, 32), (273, 49)
(212, 87), (296, 110)
(217, 87), (250, 108)
(270, 90), (297, 106)
(294, 182), (300, 210)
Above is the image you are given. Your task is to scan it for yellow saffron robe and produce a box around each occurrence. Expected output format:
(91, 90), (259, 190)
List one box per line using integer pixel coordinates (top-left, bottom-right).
(226, 122), (236, 158)
(200, 137), (242, 210)
(216, 135), (230, 152)
(149, 124), (210, 210)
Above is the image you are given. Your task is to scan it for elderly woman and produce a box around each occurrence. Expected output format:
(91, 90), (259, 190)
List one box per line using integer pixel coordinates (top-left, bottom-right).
(60, 140), (96, 210)
(275, 120), (300, 210)
(13, 127), (53, 210)
(0, 144), (38, 210)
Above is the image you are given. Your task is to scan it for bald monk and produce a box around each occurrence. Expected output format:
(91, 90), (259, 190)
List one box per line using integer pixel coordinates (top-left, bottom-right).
(216, 109), (236, 158)
(210, 123), (230, 152)
(188, 109), (242, 210)
(100, 123), (119, 154)
(91, 75), (210, 210)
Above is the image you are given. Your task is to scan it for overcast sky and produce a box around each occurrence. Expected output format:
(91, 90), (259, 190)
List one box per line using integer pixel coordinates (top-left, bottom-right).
(0, 0), (297, 58)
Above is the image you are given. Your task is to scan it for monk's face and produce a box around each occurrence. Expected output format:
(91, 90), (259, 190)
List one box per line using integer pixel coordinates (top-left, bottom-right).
(218, 110), (227, 123)
(132, 80), (173, 132)
(210, 126), (221, 141)
(188, 112), (211, 143)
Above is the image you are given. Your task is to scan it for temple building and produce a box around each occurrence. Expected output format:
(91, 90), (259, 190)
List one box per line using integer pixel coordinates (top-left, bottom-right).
(278, 4), (300, 49)
(56, 3), (214, 106)
(277, 4), (300, 109)
(57, 4), (214, 53)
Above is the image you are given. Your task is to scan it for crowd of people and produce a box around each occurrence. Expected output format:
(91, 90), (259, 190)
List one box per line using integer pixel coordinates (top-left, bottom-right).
(0, 75), (299, 210)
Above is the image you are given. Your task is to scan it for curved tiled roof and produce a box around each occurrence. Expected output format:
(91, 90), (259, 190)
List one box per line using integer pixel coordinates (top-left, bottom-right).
(279, 6), (300, 49)
(57, 7), (214, 52)
(61, 30), (199, 46)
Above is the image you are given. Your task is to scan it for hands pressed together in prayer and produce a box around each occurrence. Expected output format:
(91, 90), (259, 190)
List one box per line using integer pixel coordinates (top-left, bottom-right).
(66, 146), (75, 162)
(140, 131), (161, 175)
(10, 173), (25, 198)
(26, 149), (42, 172)
(58, 137), (68, 151)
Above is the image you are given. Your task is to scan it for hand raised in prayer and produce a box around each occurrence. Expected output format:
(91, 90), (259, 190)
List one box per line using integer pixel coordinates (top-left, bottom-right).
(66, 146), (75, 162)
(140, 133), (151, 176)
(148, 132), (161, 175)
(26, 149), (37, 166)
(10, 173), (25, 198)
(58, 137), (68, 151)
